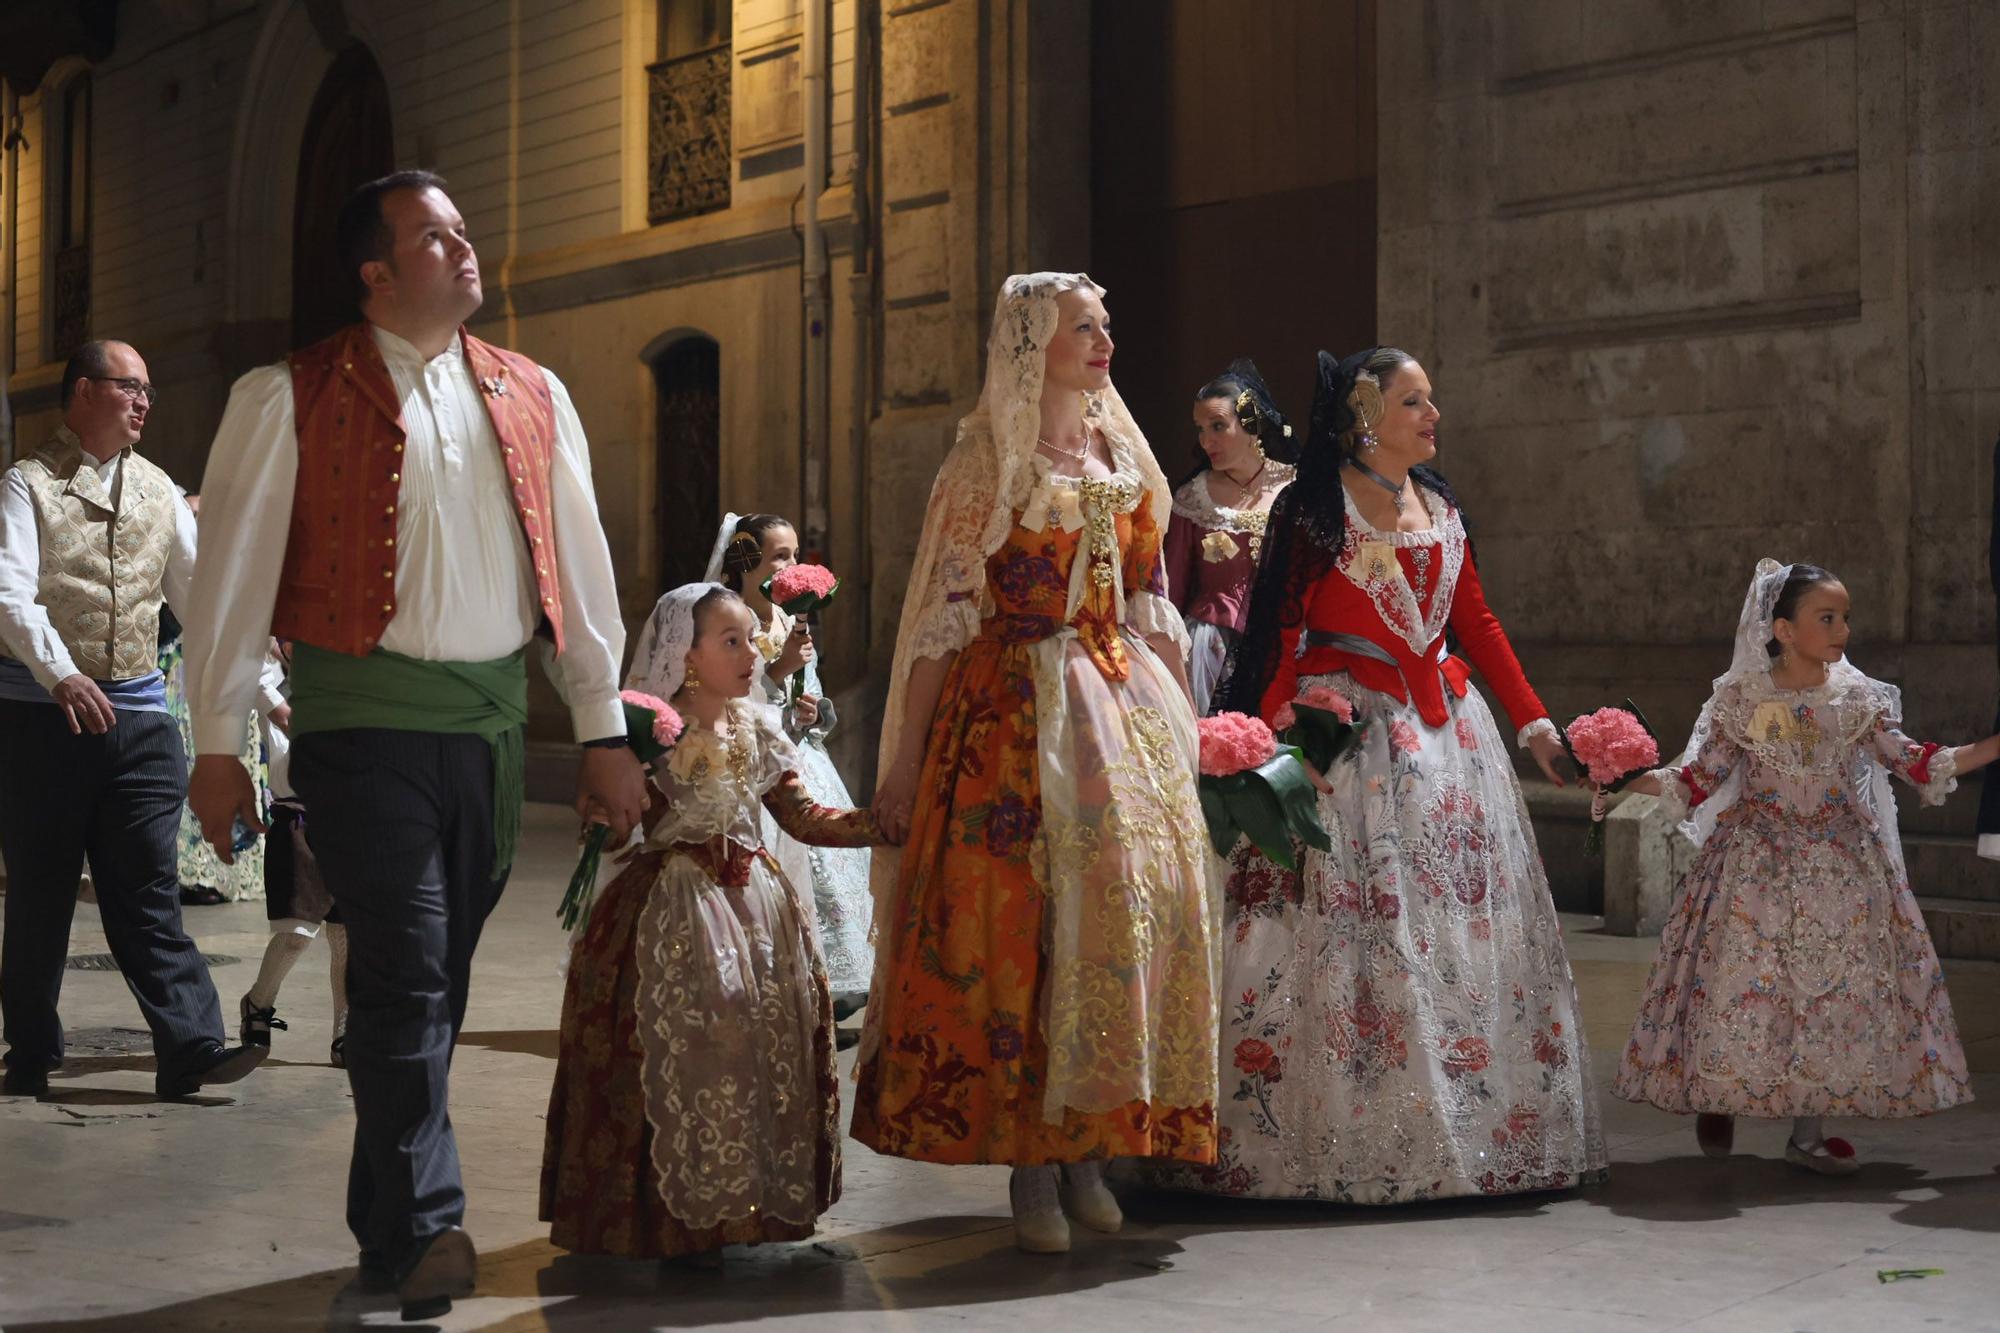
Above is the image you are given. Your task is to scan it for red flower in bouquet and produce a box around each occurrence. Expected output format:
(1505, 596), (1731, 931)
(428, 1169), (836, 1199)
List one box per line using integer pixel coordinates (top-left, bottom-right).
(1199, 712), (1278, 776)
(1275, 685), (1359, 774)
(1196, 713), (1330, 869)
(761, 565), (841, 705)
(619, 688), (684, 751)
(1561, 699), (1661, 854)
(1297, 685), (1355, 722)
(1565, 707), (1659, 787)
(767, 562), (840, 612)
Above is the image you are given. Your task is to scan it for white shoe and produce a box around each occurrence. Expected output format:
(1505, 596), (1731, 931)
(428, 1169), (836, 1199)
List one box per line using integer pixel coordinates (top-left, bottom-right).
(1010, 1166), (1070, 1254)
(1785, 1135), (1860, 1176)
(1058, 1159), (1123, 1234)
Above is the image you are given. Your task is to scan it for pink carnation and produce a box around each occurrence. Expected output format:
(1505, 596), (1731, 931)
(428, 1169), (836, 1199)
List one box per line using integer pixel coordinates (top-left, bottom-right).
(619, 689), (685, 745)
(1296, 686), (1356, 723)
(770, 563), (840, 603)
(1274, 686), (1355, 733)
(1564, 707), (1658, 786)
(1199, 711), (1277, 777)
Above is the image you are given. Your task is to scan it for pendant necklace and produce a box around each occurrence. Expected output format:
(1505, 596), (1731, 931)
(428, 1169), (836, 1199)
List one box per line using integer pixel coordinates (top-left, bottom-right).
(1220, 458), (1268, 503)
(1351, 459), (1408, 515)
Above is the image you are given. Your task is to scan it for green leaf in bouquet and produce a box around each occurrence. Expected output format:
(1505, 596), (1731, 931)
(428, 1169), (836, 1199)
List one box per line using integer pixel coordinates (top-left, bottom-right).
(557, 823), (611, 931)
(621, 699), (672, 765)
(1254, 746), (1333, 854)
(1222, 769), (1297, 871)
(1282, 706), (1358, 778)
(1198, 779), (1244, 862)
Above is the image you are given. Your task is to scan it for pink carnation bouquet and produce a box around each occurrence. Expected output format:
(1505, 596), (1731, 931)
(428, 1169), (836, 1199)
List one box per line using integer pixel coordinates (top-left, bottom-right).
(1272, 684), (1358, 776)
(558, 689), (686, 931)
(1561, 698), (1660, 854)
(1196, 712), (1331, 870)
(762, 563), (842, 704)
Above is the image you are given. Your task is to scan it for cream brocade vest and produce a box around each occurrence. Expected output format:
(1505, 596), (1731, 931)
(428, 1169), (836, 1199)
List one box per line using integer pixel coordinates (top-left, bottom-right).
(13, 431), (177, 680)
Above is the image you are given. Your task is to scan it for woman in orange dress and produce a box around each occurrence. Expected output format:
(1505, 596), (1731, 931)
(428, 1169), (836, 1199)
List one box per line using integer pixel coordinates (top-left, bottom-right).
(853, 273), (1220, 1253)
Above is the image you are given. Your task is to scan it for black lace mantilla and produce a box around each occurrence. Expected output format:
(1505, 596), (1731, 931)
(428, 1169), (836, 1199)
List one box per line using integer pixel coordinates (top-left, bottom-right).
(1215, 347), (1469, 717)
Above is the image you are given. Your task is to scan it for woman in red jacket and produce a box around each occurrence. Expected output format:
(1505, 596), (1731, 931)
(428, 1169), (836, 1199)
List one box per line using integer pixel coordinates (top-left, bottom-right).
(1182, 347), (1607, 1202)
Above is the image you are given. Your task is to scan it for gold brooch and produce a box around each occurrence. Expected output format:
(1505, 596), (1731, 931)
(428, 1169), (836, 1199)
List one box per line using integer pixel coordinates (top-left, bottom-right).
(478, 374), (509, 398)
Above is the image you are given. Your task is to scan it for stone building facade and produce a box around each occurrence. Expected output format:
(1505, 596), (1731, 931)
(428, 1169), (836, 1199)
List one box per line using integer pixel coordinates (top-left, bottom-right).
(0, 0), (1994, 950)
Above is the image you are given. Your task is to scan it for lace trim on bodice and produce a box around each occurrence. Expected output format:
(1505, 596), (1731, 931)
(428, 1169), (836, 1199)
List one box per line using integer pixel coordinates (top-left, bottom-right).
(1014, 446), (1154, 629)
(1717, 672), (1891, 780)
(1336, 485), (1466, 655)
(1170, 463), (1296, 534)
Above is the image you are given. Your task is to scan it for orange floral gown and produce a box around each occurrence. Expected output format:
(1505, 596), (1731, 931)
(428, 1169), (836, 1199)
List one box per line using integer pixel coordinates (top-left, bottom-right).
(852, 479), (1219, 1166)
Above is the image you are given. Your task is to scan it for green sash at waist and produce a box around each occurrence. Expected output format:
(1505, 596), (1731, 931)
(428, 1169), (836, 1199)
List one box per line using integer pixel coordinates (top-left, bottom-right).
(289, 642), (529, 879)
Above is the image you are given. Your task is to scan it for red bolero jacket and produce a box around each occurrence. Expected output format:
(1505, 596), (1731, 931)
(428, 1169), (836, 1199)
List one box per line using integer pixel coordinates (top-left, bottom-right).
(1258, 505), (1547, 736)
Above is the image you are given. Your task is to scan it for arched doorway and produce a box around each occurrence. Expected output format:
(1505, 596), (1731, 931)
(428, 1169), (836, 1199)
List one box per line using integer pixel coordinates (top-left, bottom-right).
(651, 335), (722, 590)
(290, 44), (393, 348)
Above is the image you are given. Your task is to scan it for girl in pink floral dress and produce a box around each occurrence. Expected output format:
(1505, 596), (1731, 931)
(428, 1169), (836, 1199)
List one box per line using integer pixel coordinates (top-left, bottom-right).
(1616, 560), (1999, 1173)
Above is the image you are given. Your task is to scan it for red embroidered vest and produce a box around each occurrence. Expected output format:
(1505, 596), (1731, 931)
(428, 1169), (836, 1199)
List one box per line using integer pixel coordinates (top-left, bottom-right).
(273, 323), (566, 656)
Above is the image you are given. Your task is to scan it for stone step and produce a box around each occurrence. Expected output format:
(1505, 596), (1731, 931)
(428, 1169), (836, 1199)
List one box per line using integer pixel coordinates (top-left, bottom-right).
(1903, 832), (2000, 904)
(1917, 896), (2000, 963)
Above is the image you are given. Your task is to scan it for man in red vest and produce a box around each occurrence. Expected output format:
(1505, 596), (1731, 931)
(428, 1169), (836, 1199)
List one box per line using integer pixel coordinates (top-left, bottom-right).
(182, 171), (645, 1321)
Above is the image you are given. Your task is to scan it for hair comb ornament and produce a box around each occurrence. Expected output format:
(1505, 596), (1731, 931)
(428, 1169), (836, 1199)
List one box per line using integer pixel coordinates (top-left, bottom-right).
(1348, 369), (1383, 431)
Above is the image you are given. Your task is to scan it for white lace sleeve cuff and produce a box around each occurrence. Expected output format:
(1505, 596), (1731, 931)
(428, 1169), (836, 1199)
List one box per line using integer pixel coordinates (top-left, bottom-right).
(1915, 744), (1960, 807)
(1126, 590), (1189, 655)
(1516, 717), (1558, 751)
(907, 598), (981, 663)
(1648, 767), (1692, 823)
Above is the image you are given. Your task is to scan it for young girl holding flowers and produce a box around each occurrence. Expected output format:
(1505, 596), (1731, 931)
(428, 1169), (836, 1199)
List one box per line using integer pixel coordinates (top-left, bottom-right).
(1615, 560), (1997, 1172)
(540, 583), (883, 1261)
(706, 513), (874, 1022)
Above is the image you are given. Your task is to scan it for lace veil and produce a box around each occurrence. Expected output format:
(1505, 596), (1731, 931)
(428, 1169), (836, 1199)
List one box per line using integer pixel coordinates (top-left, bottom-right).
(701, 513), (744, 583)
(862, 271), (1175, 1050)
(625, 581), (727, 700)
(1673, 558), (1906, 883)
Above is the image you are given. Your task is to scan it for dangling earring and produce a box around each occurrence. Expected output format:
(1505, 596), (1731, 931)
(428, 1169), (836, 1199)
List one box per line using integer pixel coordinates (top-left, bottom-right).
(683, 659), (703, 692)
(1359, 426), (1379, 452)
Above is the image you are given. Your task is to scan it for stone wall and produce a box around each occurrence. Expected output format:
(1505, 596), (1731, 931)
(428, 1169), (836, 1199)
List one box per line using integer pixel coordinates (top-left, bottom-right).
(2, 0), (873, 750)
(1377, 1), (2000, 757)
(863, 0), (1090, 680)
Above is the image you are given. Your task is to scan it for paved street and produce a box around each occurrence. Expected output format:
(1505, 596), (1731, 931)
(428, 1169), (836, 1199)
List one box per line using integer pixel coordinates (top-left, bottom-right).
(3, 803), (1997, 1332)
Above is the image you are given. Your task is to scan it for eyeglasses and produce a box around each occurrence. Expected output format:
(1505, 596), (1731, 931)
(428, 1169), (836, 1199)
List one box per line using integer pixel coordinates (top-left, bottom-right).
(93, 377), (159, 406)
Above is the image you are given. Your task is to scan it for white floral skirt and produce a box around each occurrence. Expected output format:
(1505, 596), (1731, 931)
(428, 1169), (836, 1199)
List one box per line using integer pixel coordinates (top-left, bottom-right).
(1169, 671), (1606, 1202)
(767, 730), (875, 995)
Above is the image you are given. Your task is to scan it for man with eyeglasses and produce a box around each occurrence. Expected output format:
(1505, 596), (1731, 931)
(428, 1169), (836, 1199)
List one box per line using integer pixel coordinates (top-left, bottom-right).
(0, 339), (266, 1102)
